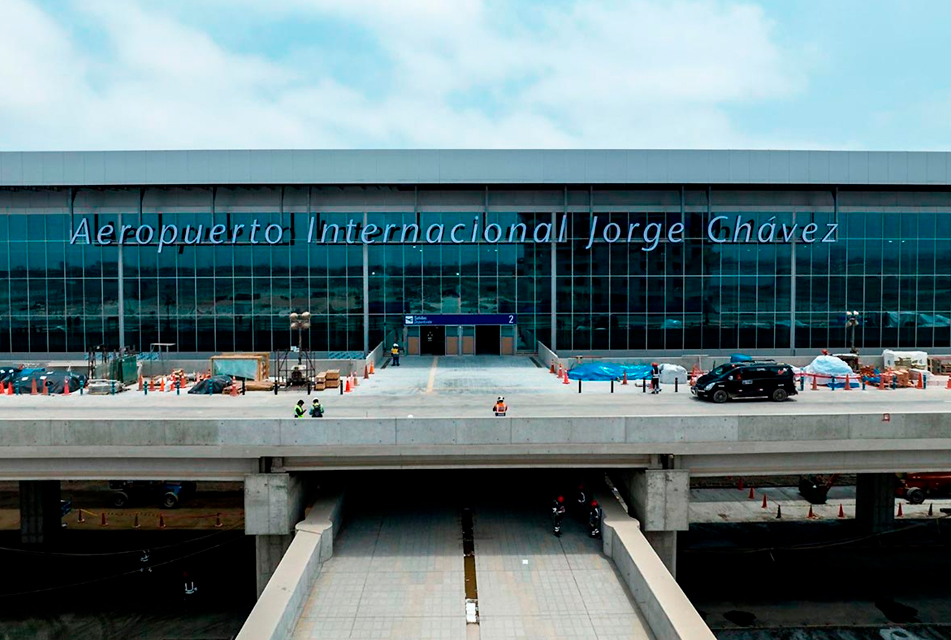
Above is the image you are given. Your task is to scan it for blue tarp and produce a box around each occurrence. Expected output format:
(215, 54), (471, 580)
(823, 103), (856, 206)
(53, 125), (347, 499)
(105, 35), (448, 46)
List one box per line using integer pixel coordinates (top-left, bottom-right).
(730, 353), (753, 363)
(566, 363), (654, 382)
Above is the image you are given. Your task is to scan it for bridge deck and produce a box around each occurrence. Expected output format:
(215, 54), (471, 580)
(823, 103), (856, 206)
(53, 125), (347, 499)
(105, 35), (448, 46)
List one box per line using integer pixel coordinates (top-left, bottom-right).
(2, 355), (949, 419)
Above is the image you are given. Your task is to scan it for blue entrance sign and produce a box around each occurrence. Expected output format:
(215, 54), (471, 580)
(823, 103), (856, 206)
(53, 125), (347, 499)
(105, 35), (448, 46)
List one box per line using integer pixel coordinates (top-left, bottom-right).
(404, 314), (517, 326)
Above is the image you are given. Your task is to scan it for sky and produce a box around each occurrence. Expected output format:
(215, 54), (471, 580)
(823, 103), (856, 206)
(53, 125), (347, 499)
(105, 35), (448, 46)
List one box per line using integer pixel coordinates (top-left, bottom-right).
(1, 0), (949, 151)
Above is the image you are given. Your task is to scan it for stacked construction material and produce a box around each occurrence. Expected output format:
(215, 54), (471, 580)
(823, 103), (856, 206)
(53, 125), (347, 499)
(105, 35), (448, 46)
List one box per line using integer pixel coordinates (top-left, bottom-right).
(323, 370), (340, 389)
(314, 373), (326, 391)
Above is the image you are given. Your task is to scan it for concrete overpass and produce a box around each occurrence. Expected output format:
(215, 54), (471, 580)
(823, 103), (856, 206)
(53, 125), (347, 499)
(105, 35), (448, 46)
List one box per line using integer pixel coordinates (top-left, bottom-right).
(2, 356), (950, 639)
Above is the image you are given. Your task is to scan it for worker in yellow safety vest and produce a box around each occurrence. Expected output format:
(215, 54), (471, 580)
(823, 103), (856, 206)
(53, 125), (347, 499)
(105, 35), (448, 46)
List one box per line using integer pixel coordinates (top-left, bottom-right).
(391, 342), (401, 366)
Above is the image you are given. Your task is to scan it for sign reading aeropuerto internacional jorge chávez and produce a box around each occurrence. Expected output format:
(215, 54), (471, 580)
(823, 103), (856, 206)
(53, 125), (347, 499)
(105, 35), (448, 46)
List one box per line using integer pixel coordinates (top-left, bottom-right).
(69, 213), (838, 254)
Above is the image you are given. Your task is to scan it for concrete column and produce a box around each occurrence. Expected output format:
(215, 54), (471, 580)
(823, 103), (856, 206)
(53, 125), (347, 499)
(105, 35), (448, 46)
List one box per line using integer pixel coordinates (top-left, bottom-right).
(610, 469), (689, 576)
(856, 473), (896, 533)
(245, 473), (308, 597)
(20, 480), (61, 545)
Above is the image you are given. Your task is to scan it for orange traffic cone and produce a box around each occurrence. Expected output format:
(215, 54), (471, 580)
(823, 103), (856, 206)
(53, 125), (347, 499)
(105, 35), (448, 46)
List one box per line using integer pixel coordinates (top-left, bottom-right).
(622, 372), (629, 386)
(101, 512), (107, 527)
(230, 379), (237, 397)
(5, 381), (10, 396)
(159, 514), (166, 528)
(563, 371), (570, 385)
(149, 378), (155, 393)
(811, 375), (818, 391)
(558, 365), (564, 379)
(215, 512), (222, 528)
(897, 502), (904, 517)
(364, 365), (369, 380)
(77, 509), (85, 524)
(838, 504), (845, 518)
(344, 378), (351, 393)
(30, 378), (37, 395)
(843, 375), (851, 391)
(353, 373), (358, 387)
(946, 376), (951, 390)
(369, 363), (375, 375)
(42, 379), (48, 395)
(134, 513), (140, 529)
(159, 377), (165, 393)
(917, 375), (924, 390)
(63, 380), (70, 396)
(748, 487), (755, 500)
(0, 381), (5, 395)
(761, 495), (768, 509)
(550, 363), (556, 374)
(807, 505), (816, 519)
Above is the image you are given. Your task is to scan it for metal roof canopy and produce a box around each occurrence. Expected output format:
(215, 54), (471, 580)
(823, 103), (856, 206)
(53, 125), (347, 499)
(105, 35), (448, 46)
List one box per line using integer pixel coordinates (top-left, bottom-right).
(1, 149), (950, 188)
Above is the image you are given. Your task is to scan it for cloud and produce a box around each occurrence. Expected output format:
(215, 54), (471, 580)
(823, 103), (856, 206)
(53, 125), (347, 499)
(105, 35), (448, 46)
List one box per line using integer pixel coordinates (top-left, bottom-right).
(0, 0), (808, 150)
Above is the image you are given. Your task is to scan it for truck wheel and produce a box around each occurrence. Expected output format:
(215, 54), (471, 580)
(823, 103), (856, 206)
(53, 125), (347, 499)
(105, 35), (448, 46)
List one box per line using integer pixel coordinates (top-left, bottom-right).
(112, 492), (129, 508)
(711, 389), (729, 404)
(162, 492), (180, 509)
(907, 488), (925, 505)
(771, 388), (789, 402)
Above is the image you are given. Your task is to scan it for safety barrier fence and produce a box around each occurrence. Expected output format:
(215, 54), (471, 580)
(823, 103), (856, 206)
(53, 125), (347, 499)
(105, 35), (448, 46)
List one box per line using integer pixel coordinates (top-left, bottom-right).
(69, 508), (244, 529)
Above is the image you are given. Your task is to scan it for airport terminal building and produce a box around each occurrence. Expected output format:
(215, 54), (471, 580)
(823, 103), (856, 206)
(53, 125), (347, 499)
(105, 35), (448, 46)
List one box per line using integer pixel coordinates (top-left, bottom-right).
(1, 149), (950, 357)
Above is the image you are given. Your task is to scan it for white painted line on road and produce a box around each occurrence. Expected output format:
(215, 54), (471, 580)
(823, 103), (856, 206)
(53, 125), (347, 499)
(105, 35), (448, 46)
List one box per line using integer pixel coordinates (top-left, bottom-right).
(426, 357), (439, 394)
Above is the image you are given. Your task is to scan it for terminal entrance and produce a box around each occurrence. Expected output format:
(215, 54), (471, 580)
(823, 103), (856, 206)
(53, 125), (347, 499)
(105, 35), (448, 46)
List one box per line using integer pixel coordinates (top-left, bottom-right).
(475, 325), (500, 355)
(404, 315), (517, 356)
(420, 326), (445, 355)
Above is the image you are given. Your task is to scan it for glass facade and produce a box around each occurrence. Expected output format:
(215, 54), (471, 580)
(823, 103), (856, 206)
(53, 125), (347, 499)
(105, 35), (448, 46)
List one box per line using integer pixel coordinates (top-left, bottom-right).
(1, 186), (949, 354)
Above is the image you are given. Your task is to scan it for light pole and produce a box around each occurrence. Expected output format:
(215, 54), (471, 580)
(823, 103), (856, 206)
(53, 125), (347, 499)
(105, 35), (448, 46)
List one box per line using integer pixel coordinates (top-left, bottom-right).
(289, 312), (311, 365)
(845, 310), (860, 354)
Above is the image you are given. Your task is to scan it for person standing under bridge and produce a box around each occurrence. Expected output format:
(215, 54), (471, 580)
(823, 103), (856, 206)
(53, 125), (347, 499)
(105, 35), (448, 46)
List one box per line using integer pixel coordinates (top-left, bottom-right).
(651, 362), (661, 394)
(588, 499), (603, 539)
(552, 495), (566, 537)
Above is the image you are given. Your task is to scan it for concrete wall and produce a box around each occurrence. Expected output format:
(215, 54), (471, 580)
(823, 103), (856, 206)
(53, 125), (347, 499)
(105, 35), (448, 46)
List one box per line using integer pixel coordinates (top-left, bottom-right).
(236, 492), (345, 640)
(613, 469), (690, 532)
(601, 496), (715, 640)
(1, 412), (951, 478)
(245, 473), (306, 536)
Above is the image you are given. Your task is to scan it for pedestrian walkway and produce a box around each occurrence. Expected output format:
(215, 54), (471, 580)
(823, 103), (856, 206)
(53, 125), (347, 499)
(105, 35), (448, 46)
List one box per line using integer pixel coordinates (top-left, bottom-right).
(289, 481), (653, 639)
(292, 506), (466, 639)
(475, 504), (652, 640)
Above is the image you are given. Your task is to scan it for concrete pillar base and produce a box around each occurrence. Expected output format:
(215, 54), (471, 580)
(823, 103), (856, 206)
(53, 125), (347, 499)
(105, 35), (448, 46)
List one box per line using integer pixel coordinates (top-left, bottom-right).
(20, 480), (61, 545)
(644, 530), (677, 577)
(255, 534), (294, 598)
(856, 473), (896, 534)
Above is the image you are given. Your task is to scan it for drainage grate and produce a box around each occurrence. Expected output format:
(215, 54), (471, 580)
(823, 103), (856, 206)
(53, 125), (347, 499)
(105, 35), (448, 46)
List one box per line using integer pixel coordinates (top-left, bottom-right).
(461, 507), (479, 626)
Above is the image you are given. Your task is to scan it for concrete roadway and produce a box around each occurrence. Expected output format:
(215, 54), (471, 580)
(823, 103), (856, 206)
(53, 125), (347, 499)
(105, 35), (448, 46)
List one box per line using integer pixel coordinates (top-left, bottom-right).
(1, 355), (950, 419)
(292, 472), (650, 640)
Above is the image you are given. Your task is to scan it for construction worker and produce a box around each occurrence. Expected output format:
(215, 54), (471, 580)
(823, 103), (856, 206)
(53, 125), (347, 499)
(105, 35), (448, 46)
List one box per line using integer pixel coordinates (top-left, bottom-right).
(575, 484), (587, 511)
(309, 398), (324, 418)
(294, 399), (306, 418)
(651, 362), (661, 394)
(493, 396), (508, 416)
(588, 499), (603, 538)
(551, 495), (566, 537)
(183, 571), (198, 604)
(391, 342), (401, 366)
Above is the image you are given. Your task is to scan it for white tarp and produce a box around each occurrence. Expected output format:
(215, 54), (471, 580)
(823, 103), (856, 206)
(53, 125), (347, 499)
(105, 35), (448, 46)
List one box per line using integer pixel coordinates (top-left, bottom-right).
(803, 355), (854, 378)
(659, 363), (688, 384)
(883, 350), (928, 369)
